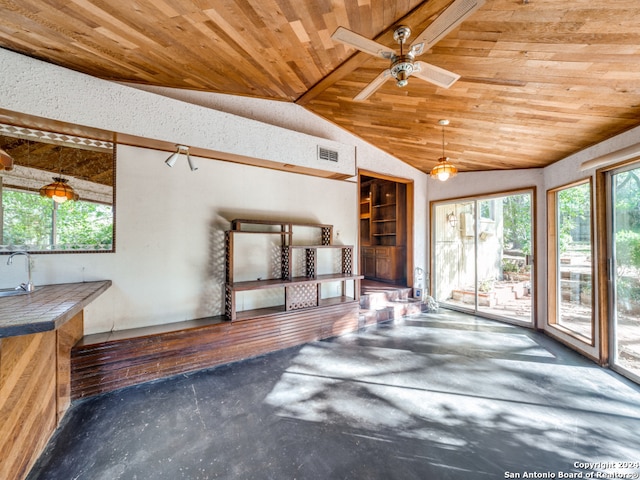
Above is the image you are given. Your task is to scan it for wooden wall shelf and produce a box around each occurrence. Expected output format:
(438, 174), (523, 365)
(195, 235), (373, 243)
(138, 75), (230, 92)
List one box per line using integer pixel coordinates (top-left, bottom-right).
(224, 219), (362, 321)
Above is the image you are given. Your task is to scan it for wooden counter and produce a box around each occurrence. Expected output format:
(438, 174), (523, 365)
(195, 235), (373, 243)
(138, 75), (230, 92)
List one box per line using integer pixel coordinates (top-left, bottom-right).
(0, 280), (111, 480)
(0, 281), (111, 338)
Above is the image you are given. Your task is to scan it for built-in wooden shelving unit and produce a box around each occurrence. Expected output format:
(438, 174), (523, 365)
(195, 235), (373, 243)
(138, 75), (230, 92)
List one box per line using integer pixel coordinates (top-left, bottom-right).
(360, 179), (407, 284)
(225, 219), (362, 321)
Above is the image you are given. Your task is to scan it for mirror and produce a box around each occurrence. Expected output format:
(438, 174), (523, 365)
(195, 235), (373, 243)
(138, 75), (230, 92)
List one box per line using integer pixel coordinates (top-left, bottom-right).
(0, 122), (115, 253)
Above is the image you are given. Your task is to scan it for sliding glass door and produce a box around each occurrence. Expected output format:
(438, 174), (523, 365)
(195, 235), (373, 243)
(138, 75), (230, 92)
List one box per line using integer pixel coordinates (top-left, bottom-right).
(610, 164), (640, 380)
(433, 190), (534, 325)
(547, 181), (594, 343)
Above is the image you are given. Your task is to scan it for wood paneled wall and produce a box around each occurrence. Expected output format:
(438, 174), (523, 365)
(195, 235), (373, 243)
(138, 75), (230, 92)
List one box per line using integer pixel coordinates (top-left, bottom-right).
(0, 312), (83, 480)
(0, 331), (56, 480)
(57, 313), (85, 421)
(72, 302), (361, 399)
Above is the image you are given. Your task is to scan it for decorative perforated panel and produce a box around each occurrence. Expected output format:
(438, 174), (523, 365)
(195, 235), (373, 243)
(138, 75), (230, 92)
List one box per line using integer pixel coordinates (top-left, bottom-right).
(224, 285), (233, 320)
(306, 248), (316, 277)
(342, 247), (353, 275)
(281, 246), (290, 279)
(287, 284), (318, 310)
(321, 227), (331, 245)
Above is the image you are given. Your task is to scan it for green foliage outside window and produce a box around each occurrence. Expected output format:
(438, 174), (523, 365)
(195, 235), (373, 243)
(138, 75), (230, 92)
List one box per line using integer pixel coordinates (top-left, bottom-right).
(56, 198), (113, 247)
(557, 183), (591, 254)
(2, 190), (53, 246)
(502, 194), (531, 255)
(616, 230), (640, 272)
(2, 189), (112, 249)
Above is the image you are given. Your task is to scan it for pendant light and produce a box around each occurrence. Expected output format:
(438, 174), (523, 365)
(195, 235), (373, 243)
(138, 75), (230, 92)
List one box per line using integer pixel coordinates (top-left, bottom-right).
(430, 119), (458, 182)
(39, 145), (78, 203)
(39, 177), (79, 203)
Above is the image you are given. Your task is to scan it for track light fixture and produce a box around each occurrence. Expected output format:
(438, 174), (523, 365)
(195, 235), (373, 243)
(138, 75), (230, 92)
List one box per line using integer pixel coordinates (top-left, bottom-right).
(165, 145), (197, 171)
(430, 119), (458, 182)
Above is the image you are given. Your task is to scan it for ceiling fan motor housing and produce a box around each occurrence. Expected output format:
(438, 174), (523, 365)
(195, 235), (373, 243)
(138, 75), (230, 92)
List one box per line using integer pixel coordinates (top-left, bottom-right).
(390, 54), (416, 87)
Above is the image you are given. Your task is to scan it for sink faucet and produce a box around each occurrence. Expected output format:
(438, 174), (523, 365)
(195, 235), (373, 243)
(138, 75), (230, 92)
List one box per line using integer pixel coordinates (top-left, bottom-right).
(7, 252), (35, 292)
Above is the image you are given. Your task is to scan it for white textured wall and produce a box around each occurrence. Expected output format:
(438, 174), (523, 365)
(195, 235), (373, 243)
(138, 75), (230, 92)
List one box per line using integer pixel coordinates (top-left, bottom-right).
(126, 85), (431, 284)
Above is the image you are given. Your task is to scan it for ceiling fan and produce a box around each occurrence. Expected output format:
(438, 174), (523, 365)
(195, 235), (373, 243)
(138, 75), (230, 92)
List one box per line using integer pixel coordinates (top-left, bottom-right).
(331, 0), (485, 101)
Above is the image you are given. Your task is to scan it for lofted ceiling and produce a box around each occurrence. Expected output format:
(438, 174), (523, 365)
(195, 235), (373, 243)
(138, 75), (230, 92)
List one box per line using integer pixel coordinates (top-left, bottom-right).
(1, 0), (640, 175)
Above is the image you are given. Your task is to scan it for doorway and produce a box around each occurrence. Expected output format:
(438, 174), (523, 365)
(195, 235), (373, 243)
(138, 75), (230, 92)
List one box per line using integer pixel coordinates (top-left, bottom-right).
(358, 171), (413, 286)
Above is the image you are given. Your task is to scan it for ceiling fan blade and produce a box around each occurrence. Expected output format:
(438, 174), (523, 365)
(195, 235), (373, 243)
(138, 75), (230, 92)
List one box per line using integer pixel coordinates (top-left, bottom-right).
(332, 27), (395, 60)
(412, 61), (460, 89)
(410, 0), (485, 56)
(354, 69), (393, 101)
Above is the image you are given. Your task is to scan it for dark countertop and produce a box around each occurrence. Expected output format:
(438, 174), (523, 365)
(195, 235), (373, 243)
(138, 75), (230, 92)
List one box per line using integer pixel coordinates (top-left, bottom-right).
(0, 280), (112, 338)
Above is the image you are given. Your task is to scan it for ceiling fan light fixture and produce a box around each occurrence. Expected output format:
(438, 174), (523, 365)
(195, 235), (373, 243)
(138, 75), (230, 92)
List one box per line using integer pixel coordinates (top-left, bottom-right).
(39, 177), (79, 203)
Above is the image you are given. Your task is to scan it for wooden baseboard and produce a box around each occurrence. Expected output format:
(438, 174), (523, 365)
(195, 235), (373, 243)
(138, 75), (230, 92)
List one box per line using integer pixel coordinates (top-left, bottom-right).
(71, 302), (360, 399)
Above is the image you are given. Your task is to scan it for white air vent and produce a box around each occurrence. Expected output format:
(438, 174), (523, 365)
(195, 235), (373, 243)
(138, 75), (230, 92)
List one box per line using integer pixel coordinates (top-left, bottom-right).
(318, 146), (339, 162)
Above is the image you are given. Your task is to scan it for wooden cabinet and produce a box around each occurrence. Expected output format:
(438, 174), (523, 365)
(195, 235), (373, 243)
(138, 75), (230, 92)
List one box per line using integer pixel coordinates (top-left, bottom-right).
(362, 245), (405, 283)
(359, 178), (407, 284)
(362, 247), (377, 278)
(224, 219), (362, 321)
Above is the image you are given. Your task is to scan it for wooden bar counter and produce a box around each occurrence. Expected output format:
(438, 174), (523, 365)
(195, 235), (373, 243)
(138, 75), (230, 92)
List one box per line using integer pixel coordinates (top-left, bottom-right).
(0, 280), (111, 480)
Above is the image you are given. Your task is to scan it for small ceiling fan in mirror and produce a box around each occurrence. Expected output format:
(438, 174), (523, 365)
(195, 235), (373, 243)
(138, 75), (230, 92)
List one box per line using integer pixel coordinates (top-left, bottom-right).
(331, 0), (485, 101)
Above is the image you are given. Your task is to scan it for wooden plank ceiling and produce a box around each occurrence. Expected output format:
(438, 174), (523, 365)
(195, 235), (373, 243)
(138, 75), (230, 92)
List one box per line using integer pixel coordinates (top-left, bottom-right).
(1, 0), (640, 174)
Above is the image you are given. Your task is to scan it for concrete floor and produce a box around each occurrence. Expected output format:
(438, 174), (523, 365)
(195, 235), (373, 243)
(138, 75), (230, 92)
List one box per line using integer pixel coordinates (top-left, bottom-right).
(28, 310), (640, 480)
